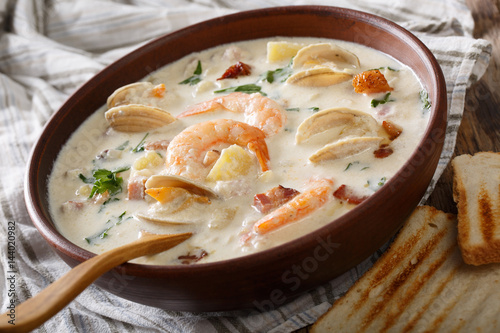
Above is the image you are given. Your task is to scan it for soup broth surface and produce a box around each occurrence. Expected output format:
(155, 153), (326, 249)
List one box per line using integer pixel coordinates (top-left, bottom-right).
(48, 37), (430, 265)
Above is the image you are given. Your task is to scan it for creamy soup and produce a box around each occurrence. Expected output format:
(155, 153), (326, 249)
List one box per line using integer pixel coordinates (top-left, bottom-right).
(48, 37), (430, 265)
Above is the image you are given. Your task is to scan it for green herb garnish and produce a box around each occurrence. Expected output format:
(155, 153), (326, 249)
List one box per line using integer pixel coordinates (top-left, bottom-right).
(371, 93), (394, 108)
(214, 84), (266, 95)
(378, 176), (387, 187)
(98, 197), (120, 213)
(132, 133), (149, 153)
(85, 211), (130, 244)
(179, 60), (203, 85)
(286, 107), (300, 112)
(344, 161), (360, 171)
(370, 66), (399, 72)
(308, 107), (320, 113)
(261, 58), (294, 83)
(79, 166), (130, 199)
(419, 90), (431, 111)
(115, 140), (129, 151)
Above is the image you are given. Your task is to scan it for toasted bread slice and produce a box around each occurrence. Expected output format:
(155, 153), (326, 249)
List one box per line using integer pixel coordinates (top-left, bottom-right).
(311, 206), (500, 333)
(452, 152), (500, 265)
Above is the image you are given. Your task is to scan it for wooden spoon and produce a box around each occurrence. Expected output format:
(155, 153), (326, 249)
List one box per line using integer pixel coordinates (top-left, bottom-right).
(0, 232), (192, 332)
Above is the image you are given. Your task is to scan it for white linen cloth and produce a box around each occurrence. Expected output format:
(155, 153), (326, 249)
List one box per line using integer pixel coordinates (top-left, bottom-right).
(0, 0), (491, 332)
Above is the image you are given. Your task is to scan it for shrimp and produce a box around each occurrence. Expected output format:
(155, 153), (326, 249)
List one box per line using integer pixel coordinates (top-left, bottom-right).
(352, 69), (394, 94)
(165, 119), (270, 181)
(252, 178), (335, 235)
(177, 92), (287, 137)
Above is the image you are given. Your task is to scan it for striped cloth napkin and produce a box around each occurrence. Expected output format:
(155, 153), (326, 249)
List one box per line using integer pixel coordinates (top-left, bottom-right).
(0, 0), (491, 332)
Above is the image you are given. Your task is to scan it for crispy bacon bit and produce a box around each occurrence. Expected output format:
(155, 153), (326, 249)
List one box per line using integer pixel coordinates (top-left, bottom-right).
(178, 248), (208, 264)
(144, 140), (170, 151)
(333, 185), (369, 205)
(374, 145), (394, 158)
(217, 61), (252, 80)
(382, 120), (403, 140)
(127, 176), (147, 200)
(151, 83), (166, 98)
(253, 185), (300, 214)
(352, 69), (394, 94)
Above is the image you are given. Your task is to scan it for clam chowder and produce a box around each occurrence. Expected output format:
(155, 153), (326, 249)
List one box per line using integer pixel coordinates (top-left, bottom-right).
(48, 37), (430, 265)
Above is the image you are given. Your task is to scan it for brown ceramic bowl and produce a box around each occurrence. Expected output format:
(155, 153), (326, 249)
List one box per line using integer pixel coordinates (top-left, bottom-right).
(25, 6), (447, 312)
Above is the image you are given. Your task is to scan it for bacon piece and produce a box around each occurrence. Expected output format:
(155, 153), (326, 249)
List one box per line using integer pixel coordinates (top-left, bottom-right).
(352, 69), (394, 94)
(127, 175), (147, 200)
(374, 145), (394, 158)
(217, 61), (252, 80)
(178, 248), (208, 264)
(333, 184), (369, 205)
(61, 200), (85, 213)
(253, 185), (300, 214)
(144, 140), (170, 151)
(382, 120), (403, 140)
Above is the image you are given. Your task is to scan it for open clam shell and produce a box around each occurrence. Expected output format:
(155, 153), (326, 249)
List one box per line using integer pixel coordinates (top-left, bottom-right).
(286, 66), (352, 87)
(145, 174), (219, 199)
(296, 108), (380, 144)
(292, 43), (360, 70)
(135, 212), (198, 225)
(105, 104), (176, 132)
(309, 136), (384, 163)
(107, 82), (154, 108)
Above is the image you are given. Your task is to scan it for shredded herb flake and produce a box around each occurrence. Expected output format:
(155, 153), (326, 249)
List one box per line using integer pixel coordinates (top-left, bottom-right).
(344, 161), (360, 171)
(371, 93), (394, 108)
(115, 140), (129, 151)
(85, 211), (130, 244)
(132, 133), (149, 153)
(286, 107), (300, 112)
(420, 90), (431, 111)
(214, 84), (266, 95)
(261, 58), (294, 83)
(370, 66), (399, 72)
(179, 60), (203, 85)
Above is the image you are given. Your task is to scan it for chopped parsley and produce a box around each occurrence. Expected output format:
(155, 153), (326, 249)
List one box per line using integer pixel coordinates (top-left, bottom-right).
(84, 211), (131, 244)
(370, 66), (399, 72)
(132, 133), (149, 153)
(261, 58), (294, 83)
(115, 140), (129, 151)
(371, 93), (394, 108)
(214, 84), (266, 95)
(79, 166), (130, 199)
(179, 60), (203, 85)
(420, 90), (431, 111)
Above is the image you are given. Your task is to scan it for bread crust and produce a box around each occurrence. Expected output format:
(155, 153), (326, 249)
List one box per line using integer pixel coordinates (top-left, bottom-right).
(311, 205), (500, 332)
(452, 152), (500, 265)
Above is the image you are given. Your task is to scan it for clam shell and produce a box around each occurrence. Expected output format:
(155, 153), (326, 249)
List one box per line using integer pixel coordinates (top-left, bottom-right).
(145, 175), (219, 199)
(135, 213), (196, 225)
(309, 137), (384, 163)
(296, 108), (380, 144)
(292, 43), (360, 70)
(105, 104), (176, 132)
(107, 82), (154, 108)
(286, 67), (352, 87)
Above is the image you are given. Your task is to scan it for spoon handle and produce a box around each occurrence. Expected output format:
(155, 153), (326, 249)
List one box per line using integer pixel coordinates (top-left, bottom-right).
(0, 232), (191, 333)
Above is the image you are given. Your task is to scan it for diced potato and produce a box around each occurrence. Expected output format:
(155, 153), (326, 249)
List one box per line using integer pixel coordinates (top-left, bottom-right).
(206, 145), (253, 181)
(267, 41), (305, 62)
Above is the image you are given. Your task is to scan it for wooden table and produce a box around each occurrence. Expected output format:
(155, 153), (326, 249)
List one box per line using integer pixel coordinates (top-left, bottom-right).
(426, 0), (500, 214)
(296, 0), (499, 331)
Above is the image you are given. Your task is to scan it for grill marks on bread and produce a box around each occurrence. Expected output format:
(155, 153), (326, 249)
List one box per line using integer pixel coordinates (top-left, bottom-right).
(311, 206), (500, 332)
(452, 152), (500, 265)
